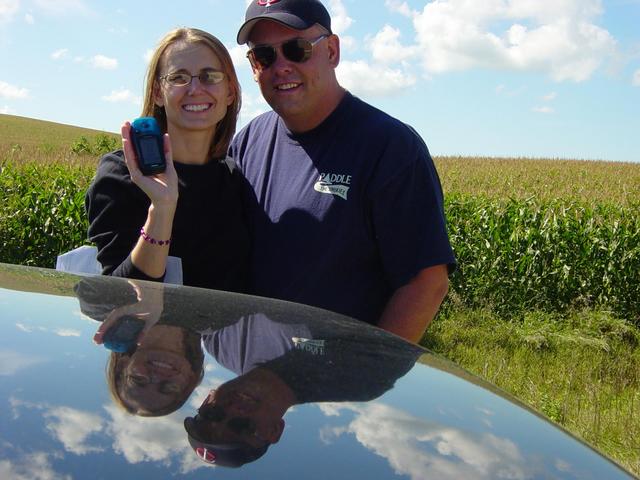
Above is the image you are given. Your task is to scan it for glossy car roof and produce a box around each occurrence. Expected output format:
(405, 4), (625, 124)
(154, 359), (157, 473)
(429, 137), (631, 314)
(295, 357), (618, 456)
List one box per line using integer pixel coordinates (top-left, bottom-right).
(0, 263), (634, 479)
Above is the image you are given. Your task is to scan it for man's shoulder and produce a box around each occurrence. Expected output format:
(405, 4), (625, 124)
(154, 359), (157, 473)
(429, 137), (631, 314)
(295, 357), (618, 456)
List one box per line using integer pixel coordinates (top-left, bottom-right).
(346, 93), (422, 144)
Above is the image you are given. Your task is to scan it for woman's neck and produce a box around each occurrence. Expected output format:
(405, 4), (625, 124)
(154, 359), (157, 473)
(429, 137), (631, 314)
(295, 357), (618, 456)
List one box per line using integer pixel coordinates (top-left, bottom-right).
(168, 128), (216, 165)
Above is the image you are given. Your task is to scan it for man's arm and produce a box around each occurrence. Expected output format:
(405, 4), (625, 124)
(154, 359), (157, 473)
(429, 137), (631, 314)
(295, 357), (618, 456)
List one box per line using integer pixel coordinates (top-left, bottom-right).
(377, 264), (450, 344)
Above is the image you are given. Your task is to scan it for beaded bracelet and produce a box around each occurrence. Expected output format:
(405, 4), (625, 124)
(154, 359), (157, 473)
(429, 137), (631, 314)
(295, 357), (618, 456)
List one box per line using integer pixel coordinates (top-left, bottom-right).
(140, 227), (171, 246)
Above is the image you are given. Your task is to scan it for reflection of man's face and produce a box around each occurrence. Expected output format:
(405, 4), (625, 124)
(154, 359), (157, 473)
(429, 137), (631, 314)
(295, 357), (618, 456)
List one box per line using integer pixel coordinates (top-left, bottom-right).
(190, 377), (285, 448)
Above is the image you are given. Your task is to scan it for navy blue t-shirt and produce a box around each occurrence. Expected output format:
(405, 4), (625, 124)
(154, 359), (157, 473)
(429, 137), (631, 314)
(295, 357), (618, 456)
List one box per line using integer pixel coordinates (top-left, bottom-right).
(230, 92), (455, 325)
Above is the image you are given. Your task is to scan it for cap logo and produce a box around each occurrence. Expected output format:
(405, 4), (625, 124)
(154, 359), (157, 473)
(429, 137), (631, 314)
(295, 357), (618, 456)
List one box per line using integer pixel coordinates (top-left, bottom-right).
(257, 0), (281, 5)
(196, 447), (217, 463)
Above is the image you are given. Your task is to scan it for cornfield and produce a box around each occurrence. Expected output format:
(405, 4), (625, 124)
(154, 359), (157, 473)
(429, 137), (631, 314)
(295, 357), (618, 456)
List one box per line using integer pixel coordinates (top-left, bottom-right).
(1, 155), (639, 324)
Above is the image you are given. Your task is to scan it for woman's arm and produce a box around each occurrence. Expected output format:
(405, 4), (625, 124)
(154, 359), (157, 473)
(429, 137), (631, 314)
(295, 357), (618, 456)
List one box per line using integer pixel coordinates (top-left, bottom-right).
(85, 122), (179, 281)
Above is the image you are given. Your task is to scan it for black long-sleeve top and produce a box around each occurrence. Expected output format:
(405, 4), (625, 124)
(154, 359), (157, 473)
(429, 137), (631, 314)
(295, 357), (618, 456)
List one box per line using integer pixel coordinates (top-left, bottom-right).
(85, 150), (250, 292)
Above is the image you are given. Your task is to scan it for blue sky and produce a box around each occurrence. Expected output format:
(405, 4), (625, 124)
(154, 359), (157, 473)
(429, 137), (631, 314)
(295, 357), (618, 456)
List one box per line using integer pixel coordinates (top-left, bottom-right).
(1, 0), (639, 162)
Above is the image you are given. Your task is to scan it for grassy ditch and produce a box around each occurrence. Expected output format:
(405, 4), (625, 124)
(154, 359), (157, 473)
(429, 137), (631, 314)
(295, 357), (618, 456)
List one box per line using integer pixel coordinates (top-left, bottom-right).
(423, 309), (640, 476)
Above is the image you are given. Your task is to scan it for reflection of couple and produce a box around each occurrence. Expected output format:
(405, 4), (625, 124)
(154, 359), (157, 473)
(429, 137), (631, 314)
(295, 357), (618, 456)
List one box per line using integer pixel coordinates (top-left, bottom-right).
(75, 276), (421, 467)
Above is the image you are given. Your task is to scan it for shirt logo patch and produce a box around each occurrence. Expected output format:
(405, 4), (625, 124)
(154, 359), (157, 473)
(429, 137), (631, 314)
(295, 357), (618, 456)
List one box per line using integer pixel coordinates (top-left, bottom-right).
(292, 337), (326, 356)
(314, 172), (352, 200)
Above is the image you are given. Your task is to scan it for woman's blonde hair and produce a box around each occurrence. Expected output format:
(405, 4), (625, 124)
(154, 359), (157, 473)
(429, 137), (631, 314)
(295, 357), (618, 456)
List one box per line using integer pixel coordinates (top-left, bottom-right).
(141, 27), (241, 159)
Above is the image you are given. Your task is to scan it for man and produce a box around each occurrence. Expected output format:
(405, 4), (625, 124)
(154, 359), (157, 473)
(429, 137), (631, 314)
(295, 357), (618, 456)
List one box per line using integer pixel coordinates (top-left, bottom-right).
(230, 0), (456, 343)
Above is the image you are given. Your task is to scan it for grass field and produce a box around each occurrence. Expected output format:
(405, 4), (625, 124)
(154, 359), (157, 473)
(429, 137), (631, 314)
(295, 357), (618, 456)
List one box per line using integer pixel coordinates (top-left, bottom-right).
(1, 114), (639, 476)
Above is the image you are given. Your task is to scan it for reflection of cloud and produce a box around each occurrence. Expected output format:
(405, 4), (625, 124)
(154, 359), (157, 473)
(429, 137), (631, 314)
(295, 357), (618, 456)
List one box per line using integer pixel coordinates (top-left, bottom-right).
(54, 328), (81, 337)
(0, 452), (71, 480)
(104, 405), (205, 474)
(318, 402), (548, 480)
(0, 349), (46, 375)
(44, 406), (104, 454)
(106, 405), (186, 464)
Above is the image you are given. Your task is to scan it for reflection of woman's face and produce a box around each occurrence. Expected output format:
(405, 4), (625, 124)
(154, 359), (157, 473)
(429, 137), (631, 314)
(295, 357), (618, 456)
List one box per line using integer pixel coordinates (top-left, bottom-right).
(118, 325), (198, 413)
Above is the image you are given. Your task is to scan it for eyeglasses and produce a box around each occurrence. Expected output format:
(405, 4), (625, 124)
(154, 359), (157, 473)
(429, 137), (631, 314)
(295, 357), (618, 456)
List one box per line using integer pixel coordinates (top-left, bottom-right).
(247, 34), (329, 70)
(159, 68), (225, 87)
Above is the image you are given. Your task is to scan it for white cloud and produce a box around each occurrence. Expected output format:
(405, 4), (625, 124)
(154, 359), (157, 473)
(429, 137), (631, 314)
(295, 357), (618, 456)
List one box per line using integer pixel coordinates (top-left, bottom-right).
(328, 0), (353, 35)
(0, 0), (19, 23)
(385, 0), (413, 18)
(101, 89), (140, 105)
(0, 105), (13, 114)
(0, 349), (45, 375)
(44, 406), (104, 454)
(633, 69), (640, 86)
(337, 60), (416, 97)
(412, 0), (616, 82)
(369, 25), (418, 65)
(229, 44), (250, 69)
(24, 12), (34, 24)
(533, 106), (554, 113)
(0, 80), (29, 99)
(542, 91), (557, 101)
(143, 48), (154, 64)
(239, 91), (269, 125)
(34, 0), (91, 16)
(0, 453), (72, 480)
(319, 402), (544, 480)
(51, 48), (69, 60)
(90, 54), (118, 70)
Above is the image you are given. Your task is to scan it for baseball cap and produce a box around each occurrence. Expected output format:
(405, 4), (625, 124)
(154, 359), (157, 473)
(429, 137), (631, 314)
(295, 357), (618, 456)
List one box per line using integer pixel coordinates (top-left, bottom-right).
(184, 417), (269, 468)
(237, 0), (332, 45)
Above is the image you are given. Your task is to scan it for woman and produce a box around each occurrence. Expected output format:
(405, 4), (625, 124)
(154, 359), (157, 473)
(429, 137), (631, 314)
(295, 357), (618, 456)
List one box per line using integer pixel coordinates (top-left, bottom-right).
(85, 28), (249, 291)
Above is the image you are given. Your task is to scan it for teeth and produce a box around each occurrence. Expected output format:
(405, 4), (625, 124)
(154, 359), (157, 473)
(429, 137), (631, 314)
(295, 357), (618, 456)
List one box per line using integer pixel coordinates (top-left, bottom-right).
(150, 361), (174, 369)
(183, 104), (210, 112)
(277, 83), (298, 90)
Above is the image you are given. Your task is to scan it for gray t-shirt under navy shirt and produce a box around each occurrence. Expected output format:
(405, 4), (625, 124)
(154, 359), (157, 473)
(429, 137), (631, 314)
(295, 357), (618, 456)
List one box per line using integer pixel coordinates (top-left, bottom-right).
(230, 92), (455, 325)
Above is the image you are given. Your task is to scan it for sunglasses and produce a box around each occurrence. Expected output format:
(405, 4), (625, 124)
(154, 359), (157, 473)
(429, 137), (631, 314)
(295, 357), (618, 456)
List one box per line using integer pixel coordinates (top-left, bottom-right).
(159, 68), (225, 87)
(196, 404), (259, 438)
(247, 34), (329, 70)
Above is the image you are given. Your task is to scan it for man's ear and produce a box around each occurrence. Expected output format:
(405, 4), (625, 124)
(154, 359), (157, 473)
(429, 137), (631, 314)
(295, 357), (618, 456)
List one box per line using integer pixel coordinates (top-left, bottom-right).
(327, 34), (340, 68)
(267, 418), (285, 444)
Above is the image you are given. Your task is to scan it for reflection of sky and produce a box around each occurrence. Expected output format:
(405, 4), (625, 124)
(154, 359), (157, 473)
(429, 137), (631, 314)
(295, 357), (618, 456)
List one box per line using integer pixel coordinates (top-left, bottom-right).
(312, 368), (630, 480)
(0, 286), (633, 479)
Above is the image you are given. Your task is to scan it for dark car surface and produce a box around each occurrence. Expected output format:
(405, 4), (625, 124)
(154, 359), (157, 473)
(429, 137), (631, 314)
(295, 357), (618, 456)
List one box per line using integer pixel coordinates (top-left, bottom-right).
(0, 263), (635, 479)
